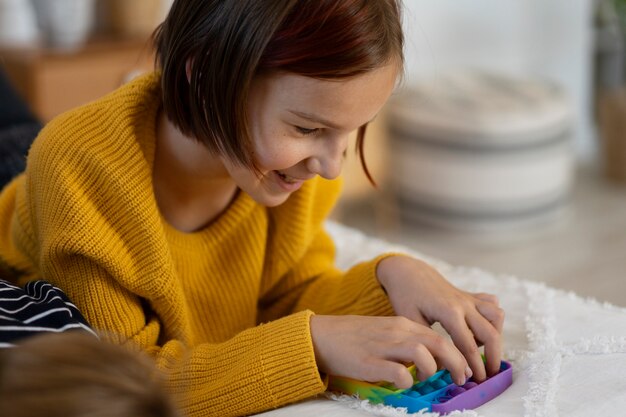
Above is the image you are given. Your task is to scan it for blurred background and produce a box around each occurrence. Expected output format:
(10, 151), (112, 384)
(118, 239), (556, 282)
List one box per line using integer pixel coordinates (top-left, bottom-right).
(0, 0), (624, 305)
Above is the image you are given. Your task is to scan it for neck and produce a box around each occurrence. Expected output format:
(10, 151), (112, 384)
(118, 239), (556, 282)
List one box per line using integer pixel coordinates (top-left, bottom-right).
(153, 109), (238, 232)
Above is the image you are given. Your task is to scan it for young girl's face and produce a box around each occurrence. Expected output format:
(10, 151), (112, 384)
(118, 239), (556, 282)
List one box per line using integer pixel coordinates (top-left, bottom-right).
(221, 64), (399, 207)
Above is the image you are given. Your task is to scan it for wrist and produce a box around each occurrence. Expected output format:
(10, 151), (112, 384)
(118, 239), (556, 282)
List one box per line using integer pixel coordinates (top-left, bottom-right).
(376, 254), (431, 290)
(309, 315), (329, 373)
(376, 254), (404, 290)
(310, 315), (333, 384)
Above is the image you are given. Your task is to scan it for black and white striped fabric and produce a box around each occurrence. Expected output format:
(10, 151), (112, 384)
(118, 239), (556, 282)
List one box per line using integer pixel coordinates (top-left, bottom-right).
(0, 279), (96, 348)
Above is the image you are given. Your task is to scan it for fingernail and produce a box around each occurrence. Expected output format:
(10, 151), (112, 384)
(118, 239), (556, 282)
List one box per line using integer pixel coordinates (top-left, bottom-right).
(465, 366), (473, 379)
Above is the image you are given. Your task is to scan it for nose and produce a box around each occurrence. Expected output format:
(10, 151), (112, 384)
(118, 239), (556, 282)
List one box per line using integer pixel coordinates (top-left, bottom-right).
(306, 134), (349, 180)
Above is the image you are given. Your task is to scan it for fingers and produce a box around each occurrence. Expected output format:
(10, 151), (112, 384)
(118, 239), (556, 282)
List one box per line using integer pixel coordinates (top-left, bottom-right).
(402, 325), (469, 386)
(441, 295), (505, 381)
(384, 340), (437, 382)
(468, 292), (505, 374)
(362, 359), (415, 389)
(467, 311), (503, 377)
(420, 335), (470, 386)
(311, 314), (491, 392)
(355, 322), (441, 389)
(400, 291), (504, 382)
(472, 292), (500, 306)
(443, 314), (486, 382)
(474, 297), (505, 376)
(382, 318), (469, 386)
(476, 298), (505, 334)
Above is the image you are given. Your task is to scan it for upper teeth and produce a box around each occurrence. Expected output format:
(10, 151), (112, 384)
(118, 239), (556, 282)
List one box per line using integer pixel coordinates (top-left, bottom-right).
(278, 171), (297, 184)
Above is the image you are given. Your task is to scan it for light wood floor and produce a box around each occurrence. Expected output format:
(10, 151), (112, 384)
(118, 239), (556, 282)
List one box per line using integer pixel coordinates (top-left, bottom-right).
(337, 163), (626, 307)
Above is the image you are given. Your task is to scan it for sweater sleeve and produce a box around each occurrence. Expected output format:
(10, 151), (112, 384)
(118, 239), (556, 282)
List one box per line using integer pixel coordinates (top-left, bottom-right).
(259, 227), (397, 322)
(259, 177), (396, 322)
(156, 311), (325, 416)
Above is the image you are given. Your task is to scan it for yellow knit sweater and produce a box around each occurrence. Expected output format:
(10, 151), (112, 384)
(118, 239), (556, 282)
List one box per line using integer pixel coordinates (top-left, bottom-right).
(0, 73), (395, 416)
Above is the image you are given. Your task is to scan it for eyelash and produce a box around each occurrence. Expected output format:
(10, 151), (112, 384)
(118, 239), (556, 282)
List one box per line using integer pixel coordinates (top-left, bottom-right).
(295, 126), (320, 136)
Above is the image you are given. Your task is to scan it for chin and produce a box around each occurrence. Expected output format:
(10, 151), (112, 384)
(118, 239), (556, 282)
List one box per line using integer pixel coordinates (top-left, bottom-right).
(249, 191), (291, 207)
(264, 195), (291, 207)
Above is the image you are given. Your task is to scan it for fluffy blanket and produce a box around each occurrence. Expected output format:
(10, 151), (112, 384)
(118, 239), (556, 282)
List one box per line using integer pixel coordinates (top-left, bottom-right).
(255, 221), (626, 417)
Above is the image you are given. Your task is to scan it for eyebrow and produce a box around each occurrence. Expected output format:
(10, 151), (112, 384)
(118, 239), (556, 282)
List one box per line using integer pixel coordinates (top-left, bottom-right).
(288, 110), (378, 130)
(288, 110), (342, 130)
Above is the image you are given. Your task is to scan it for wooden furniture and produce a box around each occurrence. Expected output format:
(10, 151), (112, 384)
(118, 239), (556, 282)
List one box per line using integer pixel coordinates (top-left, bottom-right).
(598, 88), (626, 183)
(0, 37), (154, 121)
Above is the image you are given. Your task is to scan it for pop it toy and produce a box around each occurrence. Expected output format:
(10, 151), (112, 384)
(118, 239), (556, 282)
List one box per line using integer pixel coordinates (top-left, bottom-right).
(329, 360), (512, 414)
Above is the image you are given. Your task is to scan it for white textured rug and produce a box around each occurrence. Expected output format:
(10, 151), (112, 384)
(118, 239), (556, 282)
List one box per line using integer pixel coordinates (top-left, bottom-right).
(255, 222), (626, 417)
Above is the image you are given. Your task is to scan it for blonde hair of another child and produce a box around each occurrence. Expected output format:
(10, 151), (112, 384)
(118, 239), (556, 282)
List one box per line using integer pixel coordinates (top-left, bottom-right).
(0, 332), (183, 417)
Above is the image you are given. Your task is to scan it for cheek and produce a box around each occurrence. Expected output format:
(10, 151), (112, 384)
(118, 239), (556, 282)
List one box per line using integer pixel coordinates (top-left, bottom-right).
(253, 131), (307, 171)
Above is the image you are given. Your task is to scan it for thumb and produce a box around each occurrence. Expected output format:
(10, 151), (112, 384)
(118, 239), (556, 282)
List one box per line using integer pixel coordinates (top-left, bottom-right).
(372, 360), (414, 390)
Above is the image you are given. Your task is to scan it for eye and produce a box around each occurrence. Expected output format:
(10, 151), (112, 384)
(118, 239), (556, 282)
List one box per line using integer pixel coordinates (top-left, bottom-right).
(295, 126), (320, 136)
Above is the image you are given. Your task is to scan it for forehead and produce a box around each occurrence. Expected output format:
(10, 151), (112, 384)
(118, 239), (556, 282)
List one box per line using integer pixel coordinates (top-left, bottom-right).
(253, 65), (399, 130)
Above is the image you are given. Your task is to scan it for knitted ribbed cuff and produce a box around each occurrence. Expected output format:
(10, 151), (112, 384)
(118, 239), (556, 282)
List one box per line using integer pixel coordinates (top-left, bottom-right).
(178, 310), (326, 417)
(257, 310), (326, 405)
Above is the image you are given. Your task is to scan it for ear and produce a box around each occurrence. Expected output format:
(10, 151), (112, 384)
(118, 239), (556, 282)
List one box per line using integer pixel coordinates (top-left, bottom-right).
(185, 58), (193, 83)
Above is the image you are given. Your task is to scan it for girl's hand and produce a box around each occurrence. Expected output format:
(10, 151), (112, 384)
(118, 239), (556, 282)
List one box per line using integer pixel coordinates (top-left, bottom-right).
(310, 315), (473, 389)
(376, 255), (505, 382)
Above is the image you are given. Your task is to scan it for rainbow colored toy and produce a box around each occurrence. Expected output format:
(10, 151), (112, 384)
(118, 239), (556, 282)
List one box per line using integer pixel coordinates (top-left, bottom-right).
(329, 361), (512, 414)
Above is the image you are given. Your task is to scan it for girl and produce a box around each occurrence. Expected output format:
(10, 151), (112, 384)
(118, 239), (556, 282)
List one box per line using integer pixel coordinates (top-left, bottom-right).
(0, 1), (504, 416)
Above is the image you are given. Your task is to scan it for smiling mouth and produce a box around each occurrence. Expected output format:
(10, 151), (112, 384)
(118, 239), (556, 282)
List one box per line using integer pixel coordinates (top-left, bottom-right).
(276, 170), (301, 184)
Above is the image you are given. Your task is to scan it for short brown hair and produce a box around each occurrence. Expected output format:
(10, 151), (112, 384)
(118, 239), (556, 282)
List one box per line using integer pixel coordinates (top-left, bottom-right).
(153, 0), (404, 182)
(0, 332), (182, 417)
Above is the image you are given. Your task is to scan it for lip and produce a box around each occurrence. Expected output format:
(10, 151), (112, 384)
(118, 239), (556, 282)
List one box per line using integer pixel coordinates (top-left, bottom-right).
(273, 170), (306, 192)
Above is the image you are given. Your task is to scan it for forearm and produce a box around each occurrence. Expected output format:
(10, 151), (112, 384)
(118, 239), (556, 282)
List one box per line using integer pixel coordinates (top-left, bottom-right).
(259, 251), (398, 323)
(293, 254), (396, 316)
(153, 310), (325, 417)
